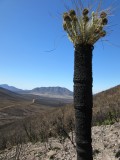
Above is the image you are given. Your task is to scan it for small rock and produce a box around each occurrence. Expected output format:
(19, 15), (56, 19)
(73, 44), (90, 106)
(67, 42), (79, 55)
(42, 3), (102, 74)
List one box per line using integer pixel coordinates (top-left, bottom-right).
(47, 150), (56, 158)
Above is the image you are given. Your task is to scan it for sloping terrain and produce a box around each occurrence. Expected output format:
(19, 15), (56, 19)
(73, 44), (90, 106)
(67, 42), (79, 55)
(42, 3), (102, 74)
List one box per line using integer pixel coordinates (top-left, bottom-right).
(93, 85), (120, 113)
(0, 84), (22, 92)
(0, 123), (120, 160)
(0, 87), (25, 100)
(0, 87), (30, 109)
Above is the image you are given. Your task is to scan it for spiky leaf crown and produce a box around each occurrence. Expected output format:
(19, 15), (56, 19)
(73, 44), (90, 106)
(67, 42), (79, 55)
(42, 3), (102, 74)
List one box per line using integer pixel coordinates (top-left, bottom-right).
(63, 9), (108, 45)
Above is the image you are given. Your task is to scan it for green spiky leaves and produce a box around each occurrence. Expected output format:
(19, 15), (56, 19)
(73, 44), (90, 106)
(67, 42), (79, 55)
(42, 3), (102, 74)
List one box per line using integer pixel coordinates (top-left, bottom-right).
(63, 8), (108, 45)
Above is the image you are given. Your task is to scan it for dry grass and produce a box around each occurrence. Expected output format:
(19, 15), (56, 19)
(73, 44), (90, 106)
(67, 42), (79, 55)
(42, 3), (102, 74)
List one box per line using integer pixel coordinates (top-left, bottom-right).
(0, 105), (75, 150)
(0, 102), (119, 150)
(0, 85), (120, 150)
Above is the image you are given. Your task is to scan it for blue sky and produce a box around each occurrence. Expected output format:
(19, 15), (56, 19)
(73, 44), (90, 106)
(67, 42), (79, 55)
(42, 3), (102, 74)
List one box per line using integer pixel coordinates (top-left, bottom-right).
(0, 0), (120, 93)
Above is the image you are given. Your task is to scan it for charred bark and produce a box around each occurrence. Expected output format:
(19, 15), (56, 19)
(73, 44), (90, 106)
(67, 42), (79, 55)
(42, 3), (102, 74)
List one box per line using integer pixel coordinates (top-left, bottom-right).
(74, 44), (94, 160)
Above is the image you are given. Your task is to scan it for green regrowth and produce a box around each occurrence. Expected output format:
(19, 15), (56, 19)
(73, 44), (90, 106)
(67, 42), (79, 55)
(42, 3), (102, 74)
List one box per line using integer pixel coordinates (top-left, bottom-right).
(63, 7), (108, 45)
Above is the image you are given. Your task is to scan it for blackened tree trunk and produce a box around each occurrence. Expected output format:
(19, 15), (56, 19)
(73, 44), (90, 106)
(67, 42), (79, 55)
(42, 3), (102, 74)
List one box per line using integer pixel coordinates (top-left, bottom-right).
(74, 44), (94, 160)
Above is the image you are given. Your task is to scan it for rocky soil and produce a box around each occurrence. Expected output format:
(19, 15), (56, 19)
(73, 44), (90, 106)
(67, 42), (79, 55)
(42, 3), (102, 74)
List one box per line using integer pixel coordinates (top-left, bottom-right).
(0, 123), (120, 160)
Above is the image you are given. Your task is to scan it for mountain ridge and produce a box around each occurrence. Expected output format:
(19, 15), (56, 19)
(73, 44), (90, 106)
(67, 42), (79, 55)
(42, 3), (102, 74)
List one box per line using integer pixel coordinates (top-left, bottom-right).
(0, 84), (73, 97)
(30, 86), (73, 96)
(0, 84), (22, 92)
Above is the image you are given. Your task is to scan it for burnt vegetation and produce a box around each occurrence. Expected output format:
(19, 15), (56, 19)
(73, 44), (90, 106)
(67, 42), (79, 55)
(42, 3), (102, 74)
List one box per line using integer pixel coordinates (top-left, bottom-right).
(0, 85), (120, 150)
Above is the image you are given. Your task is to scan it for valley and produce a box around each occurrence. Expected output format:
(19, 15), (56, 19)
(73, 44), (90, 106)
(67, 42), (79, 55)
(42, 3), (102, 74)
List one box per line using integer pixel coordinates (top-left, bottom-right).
(0, 86), (73, 142)
(0, 84), (119, 151)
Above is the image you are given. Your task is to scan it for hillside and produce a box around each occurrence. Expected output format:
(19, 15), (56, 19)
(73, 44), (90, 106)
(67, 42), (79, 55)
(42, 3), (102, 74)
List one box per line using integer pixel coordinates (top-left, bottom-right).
(0, 87), (23, 99)
(93, 85), (120, 113)
(0, 87), (30, 109)
(0, 123), (120, 160)
(0, 84), (22, 92)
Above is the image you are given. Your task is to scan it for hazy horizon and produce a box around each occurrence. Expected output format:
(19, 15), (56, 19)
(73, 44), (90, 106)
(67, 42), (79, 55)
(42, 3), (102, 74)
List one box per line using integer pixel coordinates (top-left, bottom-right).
(1, 83), (119, 94)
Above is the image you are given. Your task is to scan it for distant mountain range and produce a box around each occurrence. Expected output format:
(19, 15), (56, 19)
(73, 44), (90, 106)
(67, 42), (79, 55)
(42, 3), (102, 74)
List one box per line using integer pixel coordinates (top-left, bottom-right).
(28, 87), (73, 97)
(0, 84), (22, 92)
(0, 84), (73, 97)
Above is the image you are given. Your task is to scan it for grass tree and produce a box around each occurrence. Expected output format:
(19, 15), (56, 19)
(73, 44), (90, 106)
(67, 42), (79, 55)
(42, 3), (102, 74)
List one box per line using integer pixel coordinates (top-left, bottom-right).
(62, 1), (109, 159)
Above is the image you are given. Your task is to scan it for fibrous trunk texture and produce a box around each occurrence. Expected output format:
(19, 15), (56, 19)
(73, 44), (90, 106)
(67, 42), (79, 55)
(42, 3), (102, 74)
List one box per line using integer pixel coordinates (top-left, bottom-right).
(74, 44), (93, 160)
